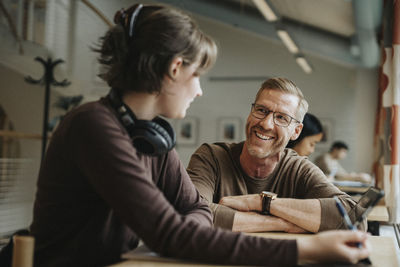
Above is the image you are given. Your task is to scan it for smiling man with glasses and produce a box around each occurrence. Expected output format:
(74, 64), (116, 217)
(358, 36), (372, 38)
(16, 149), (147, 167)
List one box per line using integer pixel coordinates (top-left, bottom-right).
(187, 77), (366, 233)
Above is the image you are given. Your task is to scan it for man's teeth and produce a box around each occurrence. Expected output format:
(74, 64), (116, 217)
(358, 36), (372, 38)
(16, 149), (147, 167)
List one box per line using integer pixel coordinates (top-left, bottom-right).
(255, 132), (273, 140)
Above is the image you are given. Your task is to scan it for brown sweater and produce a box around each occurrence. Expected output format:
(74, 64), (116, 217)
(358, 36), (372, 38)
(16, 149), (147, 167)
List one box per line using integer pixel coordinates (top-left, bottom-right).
(187, 143), (366, 231)
(30, 97), (297, 266)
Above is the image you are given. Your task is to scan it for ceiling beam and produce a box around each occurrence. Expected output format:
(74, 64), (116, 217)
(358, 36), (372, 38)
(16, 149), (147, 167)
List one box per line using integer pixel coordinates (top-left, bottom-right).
(157, 0), (379, 68)
(352, 0), (382, 68)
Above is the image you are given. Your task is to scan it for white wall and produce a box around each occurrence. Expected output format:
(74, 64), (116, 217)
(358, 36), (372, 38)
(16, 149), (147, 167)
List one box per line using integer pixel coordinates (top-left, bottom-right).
(176, 14), (378, 172)
(354, 69), (379, 172)
(0, 64), (43, 159)
(0, 64), (43, 234)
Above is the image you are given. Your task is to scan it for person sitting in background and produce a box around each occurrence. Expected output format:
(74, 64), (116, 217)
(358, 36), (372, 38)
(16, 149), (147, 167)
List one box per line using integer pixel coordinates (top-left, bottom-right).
(286, 113), (323, 156)
(314, 141), (372, 183)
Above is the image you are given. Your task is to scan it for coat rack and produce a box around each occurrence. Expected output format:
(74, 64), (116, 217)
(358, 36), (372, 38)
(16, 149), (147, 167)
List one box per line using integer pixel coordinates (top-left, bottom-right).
(25, 57), (70, 163)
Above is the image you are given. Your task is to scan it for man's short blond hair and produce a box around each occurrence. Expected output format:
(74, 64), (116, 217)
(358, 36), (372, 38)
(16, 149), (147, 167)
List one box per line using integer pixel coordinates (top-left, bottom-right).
(254, 77), (309, 121)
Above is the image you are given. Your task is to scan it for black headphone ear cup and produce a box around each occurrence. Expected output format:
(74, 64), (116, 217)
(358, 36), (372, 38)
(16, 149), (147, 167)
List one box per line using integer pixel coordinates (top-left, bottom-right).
(130, 119), (176, 155)
(107, 88), (176, 155)
(152, 118), (176, 147)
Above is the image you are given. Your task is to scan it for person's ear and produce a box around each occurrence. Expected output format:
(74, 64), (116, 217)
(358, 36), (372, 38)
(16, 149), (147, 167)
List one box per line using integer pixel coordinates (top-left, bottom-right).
(290, 123), (303, 140)
(168, 57), (184, 79)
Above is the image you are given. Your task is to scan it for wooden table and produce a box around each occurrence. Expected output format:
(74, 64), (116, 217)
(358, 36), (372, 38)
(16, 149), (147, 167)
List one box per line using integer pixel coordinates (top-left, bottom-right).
(336, 185), (370, 194)
(109, 232), (399, 267)
(332, 181), (371, 194)
(368, 205), (389, 222)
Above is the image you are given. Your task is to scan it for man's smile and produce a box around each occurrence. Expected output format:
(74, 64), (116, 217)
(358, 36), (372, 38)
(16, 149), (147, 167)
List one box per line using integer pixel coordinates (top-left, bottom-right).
(254, 130), (274, 141)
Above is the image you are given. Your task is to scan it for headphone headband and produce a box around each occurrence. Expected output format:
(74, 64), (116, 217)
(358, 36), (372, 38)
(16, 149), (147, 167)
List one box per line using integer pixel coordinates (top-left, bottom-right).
(115, 4), (143, 38)
(129, 4), (143, 37)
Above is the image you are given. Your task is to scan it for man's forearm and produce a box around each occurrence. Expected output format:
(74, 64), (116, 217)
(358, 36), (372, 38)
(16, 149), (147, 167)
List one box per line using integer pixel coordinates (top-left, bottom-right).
(232, 211), (307, 233)
(270, 198), (321, 233)
(219, 194), (322, 232)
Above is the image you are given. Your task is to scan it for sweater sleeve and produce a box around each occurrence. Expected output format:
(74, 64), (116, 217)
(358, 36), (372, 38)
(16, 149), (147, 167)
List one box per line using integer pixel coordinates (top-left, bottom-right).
(297, 159), (367, 231)
(187, 144), (237, 230)
(69, 107), (298, 266)
(154, 148), (213, 227)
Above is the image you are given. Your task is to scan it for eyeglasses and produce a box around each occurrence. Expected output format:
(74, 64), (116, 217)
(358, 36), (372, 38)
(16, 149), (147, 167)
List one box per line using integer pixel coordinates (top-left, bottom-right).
(251, 103), (300, 127)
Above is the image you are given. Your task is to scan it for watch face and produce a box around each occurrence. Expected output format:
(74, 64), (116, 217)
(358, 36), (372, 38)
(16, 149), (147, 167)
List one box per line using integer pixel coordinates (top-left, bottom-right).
(261, 191), (277, 198)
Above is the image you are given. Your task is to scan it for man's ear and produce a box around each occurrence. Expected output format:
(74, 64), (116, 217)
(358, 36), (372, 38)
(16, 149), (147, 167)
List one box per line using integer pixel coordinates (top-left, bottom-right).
(290, 123), (303, 140)
(168, 57), (184, 79)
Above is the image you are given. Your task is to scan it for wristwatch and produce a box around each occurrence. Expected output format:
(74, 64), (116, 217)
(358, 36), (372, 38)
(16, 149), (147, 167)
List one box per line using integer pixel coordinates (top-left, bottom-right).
(260, 191), (277, 215)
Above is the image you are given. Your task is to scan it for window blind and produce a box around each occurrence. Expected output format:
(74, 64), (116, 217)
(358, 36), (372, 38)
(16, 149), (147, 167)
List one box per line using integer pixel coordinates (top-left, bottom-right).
(0, 158), (38, 242)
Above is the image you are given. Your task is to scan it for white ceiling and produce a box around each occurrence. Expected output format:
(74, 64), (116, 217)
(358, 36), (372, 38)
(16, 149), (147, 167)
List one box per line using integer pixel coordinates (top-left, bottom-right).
(268, 0), (355, 37)
(157, 0), (382, 68)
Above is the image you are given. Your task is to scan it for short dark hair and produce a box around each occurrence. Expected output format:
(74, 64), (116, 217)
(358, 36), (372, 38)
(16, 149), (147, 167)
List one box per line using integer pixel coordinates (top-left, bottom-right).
(287, 113), (323, 148)
(93, 4), (217, 95)
(330, 141), (349, 152)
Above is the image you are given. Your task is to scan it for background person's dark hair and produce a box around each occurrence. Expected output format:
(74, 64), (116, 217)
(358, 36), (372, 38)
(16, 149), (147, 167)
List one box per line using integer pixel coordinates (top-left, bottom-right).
(287, 113), (323, 148)
(92, 4), (217, 95)
(330, 141), (349, 152)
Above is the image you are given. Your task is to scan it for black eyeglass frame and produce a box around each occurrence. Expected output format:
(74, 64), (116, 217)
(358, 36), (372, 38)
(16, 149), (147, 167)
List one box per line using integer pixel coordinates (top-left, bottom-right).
(250, 103), (301, 127)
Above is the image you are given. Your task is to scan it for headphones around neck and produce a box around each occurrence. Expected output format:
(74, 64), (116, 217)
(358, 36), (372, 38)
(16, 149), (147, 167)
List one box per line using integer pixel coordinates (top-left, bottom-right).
(108, 88), (176, 156)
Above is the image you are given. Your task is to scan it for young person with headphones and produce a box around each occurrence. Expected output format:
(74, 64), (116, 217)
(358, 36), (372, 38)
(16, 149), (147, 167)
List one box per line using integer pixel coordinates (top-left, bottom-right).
(28, 3), (370, 266)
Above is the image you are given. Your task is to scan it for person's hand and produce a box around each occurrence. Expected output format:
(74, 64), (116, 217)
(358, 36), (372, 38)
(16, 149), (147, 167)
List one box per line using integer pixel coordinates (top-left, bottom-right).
(358, 173), (372, 183)
(219, 194), (261, 212)
(349, 172), (372, 183)
(297, 230), (370, 264)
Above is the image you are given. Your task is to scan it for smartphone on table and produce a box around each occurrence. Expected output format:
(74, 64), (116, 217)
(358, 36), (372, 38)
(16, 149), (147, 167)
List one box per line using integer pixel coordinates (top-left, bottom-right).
(354, 187), (385, 228)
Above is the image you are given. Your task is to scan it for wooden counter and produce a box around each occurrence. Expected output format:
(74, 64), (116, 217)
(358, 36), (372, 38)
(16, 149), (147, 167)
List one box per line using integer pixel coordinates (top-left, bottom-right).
(109, 232), (399, 267)
(368, 205), (389, 222)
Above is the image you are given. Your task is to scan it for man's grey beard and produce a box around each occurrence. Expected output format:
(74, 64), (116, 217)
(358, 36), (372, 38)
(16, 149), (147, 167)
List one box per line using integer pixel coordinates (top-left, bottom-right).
(245, 139), (284, 159)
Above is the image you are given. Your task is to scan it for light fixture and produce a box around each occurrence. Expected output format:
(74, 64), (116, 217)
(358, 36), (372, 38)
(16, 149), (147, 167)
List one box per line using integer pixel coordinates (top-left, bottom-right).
(252, 0), (278, 22)
(276, 29), (300, 54)
(296, 56), (313, 74)
(253, 0), (312, 74)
